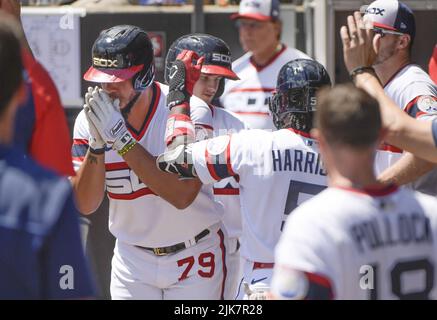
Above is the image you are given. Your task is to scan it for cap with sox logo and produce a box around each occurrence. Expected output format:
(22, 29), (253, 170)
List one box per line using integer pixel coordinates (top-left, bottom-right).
(230, 0), (280, 22)
(363, 0), (415, 41)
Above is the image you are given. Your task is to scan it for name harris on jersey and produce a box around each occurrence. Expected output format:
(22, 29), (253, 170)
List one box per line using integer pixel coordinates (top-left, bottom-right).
(271, 148), (327, 177)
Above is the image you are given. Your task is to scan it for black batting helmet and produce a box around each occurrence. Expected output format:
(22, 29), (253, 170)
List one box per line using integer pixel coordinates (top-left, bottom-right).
(269, 59), (331, 131)
(165, 34), (239, 98)
(83, 25), (155, 91)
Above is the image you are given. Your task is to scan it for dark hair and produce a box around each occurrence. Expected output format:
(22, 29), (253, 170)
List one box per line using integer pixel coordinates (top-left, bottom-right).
(315, 84), (381, 148)
(0, 15), (23, 116)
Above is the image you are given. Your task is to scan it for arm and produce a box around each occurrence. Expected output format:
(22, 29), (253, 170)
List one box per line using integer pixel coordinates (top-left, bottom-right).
(378, 151), (437, 186)
(85, 88), (203, 209)
(340, 12), (437, 163)
(122, 144), (202, 209)
(70, 92), (106, 214)
(70, 151), (106, 215)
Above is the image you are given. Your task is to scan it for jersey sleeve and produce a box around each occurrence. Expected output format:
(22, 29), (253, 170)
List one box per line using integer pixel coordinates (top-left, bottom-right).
(41, 191), (96, 299)
(403, 85), (437, 120)
(271, 205), (337, 299)
(191, 129), (262, 185)
(71, 110), (90, 172)
(23, 51), (75, 177)
(189, 95), (214, 140)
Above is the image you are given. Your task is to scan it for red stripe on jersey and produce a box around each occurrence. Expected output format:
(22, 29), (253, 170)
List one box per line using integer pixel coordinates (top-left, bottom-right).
(106, 162), (129, 171)
(253, 262), (274, 270)
(250, 44), (286, 72)
(108, 187), (156, 200)
(72, 156), (84, 162)
(205, 148), (221, 181)
(218, 229), (227, 300)
(197, 124), (214, 131)
(226, 139), (236, 176)
(229, 88), (275, 93)
(304, 272), (334, 299)
(73, 139), (89, 146)
(213, 188), (240, 195)
(378, 143), (403, 153)
(405, 95), (437, 118)
(335, 184), (398, 197)
(404, 96), (421, 115)
(235, 111), (270, 116)
(128, 82), (161, 141)
(287, 128), (313, 139)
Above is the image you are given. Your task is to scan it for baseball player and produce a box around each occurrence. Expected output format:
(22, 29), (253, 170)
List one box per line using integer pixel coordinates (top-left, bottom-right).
(0, 15), (95, 299)
(219, 0), (310, 130)
(271, 84), (437, 300)
(342, 12), (437, 165)
(158, 59), (332, 299)
(361, 0), (437, 195)
(71, 25), (226, 300)
(165, 34), (247, 300)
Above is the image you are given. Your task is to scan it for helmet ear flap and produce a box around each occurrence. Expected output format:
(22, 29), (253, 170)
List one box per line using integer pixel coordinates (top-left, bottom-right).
(132, 62), (155, 91)
(213, 78), (225, 100)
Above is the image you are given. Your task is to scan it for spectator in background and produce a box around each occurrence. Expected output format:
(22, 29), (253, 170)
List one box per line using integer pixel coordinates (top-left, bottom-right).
(0, 13), (95, 300)
(1, 0), (74, 177)
(361, 0), (437, 196)
(220, 0), (310, 130)
(429, 44), (437, 84)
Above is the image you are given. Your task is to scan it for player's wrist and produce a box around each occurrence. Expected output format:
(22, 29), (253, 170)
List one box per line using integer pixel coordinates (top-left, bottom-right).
(349, 66), (376, 83)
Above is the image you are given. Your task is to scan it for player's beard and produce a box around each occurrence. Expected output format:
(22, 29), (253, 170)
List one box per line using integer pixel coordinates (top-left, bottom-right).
(373, 45), (397, 66)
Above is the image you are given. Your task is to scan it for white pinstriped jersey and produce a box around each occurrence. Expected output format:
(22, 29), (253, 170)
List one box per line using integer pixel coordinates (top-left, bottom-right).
(220, 46), (310, 130)
(72, 82), (223, 247)
(211, 107), (247, 239)
(383, 64), (437, 196)
(191, 128), (328, 263)
(273, 186), (437, 299)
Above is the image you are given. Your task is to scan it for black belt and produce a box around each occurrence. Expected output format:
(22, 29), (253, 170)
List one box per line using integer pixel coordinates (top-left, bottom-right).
(136, 229), (210, 256)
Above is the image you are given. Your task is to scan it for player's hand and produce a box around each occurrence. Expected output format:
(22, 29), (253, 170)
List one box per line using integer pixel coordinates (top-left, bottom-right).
(166, 50), (204, 109)
(340, 11), (377, 72)
(86, 88), (136, 155)
(243, 282), (269, 300)
(83, 87), (106, 152)
(156, 144), (197, 178)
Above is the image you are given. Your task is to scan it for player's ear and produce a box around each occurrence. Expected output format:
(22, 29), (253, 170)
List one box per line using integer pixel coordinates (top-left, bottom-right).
(398, 34), (411, 51)
(310, 128), (320, 141)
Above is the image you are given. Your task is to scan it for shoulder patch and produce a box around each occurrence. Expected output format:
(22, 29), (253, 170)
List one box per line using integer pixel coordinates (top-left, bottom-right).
(206, 135), (230, 156)
(417, 96), (437, 114)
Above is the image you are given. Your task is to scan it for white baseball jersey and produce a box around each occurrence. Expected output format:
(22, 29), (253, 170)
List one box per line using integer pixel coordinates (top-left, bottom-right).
(383, 64), (437, 195)
(191, 128), (328, 263)
(220, 45), (310, 130)
(72, 82), (223, 247)
(212, 107), (247, 239)
(272, 186), (437, 300)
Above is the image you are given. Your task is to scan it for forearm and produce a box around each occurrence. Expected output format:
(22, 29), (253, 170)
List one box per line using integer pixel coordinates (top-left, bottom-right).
(378, 152), (437, 186)
(354, 73), (437, 162)
(70, 152), (106, 214)
(123, 144), (202, 209)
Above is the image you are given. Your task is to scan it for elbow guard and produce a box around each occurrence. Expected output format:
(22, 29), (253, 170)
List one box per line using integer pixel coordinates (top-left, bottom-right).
(156, 144), (197, 178)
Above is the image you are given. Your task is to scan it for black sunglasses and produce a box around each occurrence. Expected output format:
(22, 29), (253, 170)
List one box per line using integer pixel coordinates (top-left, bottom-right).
(373, 28), (404, 38)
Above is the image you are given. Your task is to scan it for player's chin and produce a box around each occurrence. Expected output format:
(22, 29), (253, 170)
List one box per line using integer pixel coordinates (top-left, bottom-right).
(201, 93), (214, 104)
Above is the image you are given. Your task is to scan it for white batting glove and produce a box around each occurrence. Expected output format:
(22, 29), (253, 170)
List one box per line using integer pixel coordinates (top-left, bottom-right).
(84, 87), (105, 152)
(86, 88), (136, 155)
(243, 282), (269, 300)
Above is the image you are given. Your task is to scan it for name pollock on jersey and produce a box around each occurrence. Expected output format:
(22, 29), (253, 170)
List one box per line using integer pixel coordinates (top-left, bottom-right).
(272, 149), (327, 176)
(351, 213), (433, 253)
